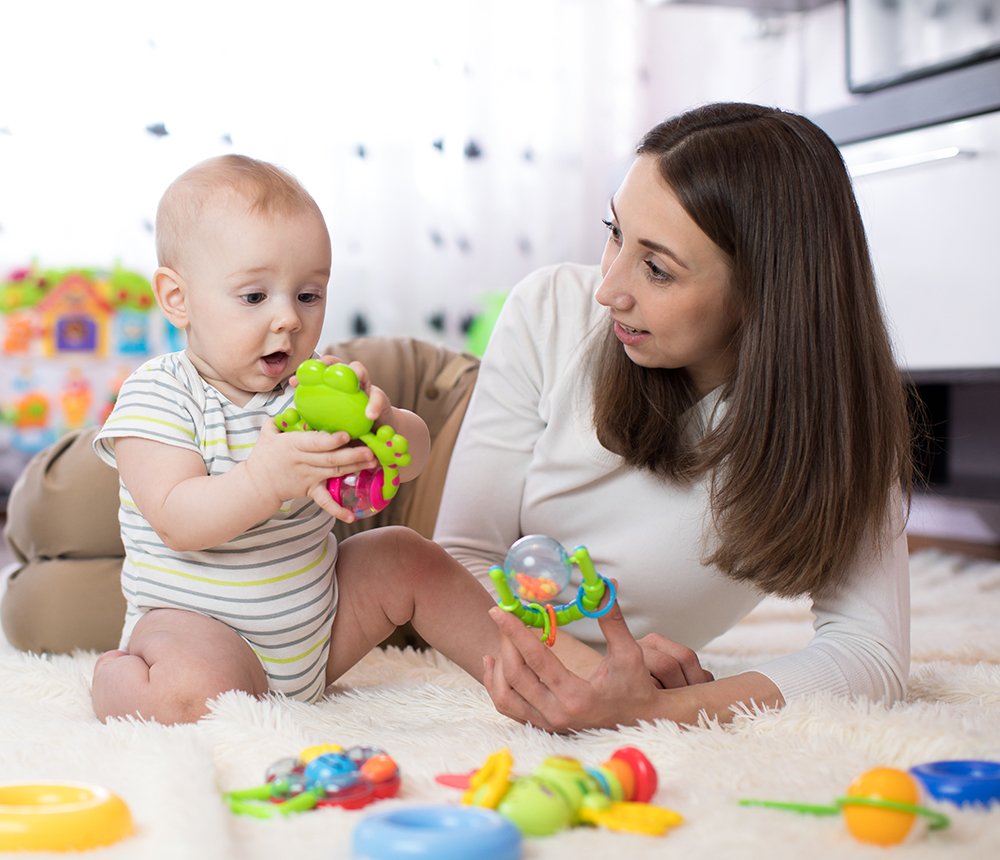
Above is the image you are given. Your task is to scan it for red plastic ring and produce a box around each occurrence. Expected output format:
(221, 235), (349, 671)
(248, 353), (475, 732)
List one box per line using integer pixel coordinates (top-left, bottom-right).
(610, 747), (658, 803)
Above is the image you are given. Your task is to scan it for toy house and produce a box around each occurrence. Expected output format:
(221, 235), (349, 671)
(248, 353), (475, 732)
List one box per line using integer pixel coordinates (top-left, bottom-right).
(35, 273), (114, 358)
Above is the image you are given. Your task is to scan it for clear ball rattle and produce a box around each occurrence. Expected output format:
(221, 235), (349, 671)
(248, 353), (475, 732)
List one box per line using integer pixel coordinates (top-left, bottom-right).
(502, 535), (573, 603)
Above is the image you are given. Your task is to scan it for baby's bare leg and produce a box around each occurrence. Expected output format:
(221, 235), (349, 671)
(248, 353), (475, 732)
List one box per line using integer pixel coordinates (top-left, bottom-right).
(91, 608), (268, 725)
(326, 526), (501, 684)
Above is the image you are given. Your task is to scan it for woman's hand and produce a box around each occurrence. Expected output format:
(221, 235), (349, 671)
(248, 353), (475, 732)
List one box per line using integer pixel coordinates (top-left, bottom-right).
(483, 599), (713, 733)
(637, 632), (714, 689)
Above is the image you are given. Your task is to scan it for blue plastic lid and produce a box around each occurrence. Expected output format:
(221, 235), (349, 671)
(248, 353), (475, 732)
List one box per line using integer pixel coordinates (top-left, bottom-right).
(910, 760), (1000, 808)
(353, 804), (522, 860)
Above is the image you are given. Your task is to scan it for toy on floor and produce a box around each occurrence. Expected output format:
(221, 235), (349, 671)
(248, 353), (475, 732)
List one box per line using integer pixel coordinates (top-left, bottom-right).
(354, 805), (522, 860)
(0, 781), (133, 851)
(910, 760), (1000, 808)
(275, 360), (410, 517)
(225, 744), (400, 819)
(436, 746), (683, 837)
(489, 535), (614, 646)
(740, 766), (951, 846)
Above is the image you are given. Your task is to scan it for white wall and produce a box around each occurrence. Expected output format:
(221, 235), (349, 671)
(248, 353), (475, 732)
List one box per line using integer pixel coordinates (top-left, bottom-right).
(636, 1), (856, 127)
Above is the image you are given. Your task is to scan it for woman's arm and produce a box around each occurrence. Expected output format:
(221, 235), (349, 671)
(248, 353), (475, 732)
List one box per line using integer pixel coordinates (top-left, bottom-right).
(752, 499), (910, 705)
(484, 498), (909, 732)
(433, 273), (554, 585)
(484, 601), (781, 732)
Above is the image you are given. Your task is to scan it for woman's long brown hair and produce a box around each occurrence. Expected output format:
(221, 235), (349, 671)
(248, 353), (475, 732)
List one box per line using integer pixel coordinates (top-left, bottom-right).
(591, 103), (912, 598)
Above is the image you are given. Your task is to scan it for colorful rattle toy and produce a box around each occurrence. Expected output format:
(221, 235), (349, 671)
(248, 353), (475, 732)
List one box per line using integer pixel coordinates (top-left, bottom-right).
(437, 746), (683, 837)
(490, 535), (614, 646)
(275, 360), (411, 517)
(740, 766), (950, 846)
(225, 744), (400, 819)
(0, 781), (133, 852)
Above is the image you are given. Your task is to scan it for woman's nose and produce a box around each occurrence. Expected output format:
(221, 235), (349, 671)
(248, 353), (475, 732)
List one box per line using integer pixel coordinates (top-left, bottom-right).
(595, 266), (632, 310)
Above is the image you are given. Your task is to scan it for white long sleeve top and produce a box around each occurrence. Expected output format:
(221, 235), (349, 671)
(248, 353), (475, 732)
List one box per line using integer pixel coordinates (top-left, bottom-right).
(434, 263), (910, 704)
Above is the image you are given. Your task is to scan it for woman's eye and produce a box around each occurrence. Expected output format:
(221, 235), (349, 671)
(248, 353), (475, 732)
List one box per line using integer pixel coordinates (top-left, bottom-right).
(244, 292), (265, 305)
(601, 219), (622, 243)
(645, 260), (671, 282)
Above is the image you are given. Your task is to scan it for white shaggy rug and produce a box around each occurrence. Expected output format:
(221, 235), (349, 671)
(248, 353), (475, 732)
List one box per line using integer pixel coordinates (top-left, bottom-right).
(1, 548), (1000, 859)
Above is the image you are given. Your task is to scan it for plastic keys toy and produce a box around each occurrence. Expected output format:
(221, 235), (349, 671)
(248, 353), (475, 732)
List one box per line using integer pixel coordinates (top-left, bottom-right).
(225, 744), (400, 819)
(740, 766), (950, 846)
(275, 360), (410, 517)
(437, 746), (683, 838)
(489, 535), (614, 647)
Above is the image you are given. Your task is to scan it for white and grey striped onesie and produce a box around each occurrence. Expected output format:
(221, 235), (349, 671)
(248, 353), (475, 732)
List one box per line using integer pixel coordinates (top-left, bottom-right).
(94, 351), (337, 703)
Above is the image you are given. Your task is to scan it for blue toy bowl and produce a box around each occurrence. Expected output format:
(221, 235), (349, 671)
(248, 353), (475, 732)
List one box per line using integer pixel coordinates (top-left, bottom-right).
(352, 804), (522, 860)
(910, 760), (1000, 808)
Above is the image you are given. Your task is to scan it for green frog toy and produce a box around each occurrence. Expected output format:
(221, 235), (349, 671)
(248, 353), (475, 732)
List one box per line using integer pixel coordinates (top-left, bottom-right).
(274, 359), (410, 516)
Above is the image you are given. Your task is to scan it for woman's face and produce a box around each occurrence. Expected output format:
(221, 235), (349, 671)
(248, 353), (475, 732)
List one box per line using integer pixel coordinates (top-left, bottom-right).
(597, 155), (740, 399)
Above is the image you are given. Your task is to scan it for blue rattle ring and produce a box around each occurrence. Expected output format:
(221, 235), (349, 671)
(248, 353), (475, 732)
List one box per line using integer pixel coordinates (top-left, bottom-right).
(910, 760), (1000, 808)
(576, 576), (616, 618)
(352, 804), (522, 860)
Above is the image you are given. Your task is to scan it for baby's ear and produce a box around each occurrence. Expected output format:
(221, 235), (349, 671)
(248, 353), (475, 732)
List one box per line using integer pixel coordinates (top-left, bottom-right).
(152, 267), (189, 328)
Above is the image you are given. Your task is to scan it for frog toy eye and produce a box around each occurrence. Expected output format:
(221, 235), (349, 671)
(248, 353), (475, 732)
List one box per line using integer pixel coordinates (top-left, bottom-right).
(322, 363), (361, 394)
(295, 359), (328, 386)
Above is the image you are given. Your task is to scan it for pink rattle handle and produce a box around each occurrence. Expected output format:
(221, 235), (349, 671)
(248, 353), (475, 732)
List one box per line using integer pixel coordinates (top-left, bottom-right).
(328, 468), (389, 519)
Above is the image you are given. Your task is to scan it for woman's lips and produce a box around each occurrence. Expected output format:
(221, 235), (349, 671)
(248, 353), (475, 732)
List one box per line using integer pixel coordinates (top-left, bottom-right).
(613, 320), (649, 346)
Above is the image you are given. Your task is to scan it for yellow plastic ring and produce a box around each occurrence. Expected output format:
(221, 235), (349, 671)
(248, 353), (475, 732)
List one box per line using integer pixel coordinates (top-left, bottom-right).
(0, 782), (133, 851)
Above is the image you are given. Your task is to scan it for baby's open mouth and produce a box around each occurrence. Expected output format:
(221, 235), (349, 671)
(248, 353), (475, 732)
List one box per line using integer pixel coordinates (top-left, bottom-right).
(261, 352), (290, 376)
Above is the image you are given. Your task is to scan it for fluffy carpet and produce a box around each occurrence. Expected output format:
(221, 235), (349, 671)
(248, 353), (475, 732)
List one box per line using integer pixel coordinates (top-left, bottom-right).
(1, 549), (999, 858)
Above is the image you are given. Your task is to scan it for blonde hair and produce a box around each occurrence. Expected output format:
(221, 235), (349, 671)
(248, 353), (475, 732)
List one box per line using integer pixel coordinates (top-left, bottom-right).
(155, 154), (322, 270)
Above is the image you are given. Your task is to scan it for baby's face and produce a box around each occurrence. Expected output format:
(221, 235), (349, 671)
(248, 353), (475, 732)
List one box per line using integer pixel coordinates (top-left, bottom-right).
(179, 196), (331, 406)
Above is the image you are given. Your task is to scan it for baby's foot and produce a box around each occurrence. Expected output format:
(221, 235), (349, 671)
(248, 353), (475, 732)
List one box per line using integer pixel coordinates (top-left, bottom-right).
(93, 649), (127, 682)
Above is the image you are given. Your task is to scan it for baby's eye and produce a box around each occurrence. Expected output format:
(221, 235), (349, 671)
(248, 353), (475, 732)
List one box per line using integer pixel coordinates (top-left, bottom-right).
(602, 219), (622, 243)
(298, 292), (323, 305)
(243, 292), (266, 305)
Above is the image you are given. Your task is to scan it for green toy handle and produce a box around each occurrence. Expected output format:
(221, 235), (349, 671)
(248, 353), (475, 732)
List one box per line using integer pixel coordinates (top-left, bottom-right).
(489, 545), (614, 639)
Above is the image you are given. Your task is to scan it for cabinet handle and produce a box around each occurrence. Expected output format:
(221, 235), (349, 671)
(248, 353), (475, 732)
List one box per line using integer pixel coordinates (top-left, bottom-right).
(850, 146), (976, 177)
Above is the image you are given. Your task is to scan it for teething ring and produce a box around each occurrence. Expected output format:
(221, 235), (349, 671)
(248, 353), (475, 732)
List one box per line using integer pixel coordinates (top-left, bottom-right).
(353, 804), (521, 860)
(542, 604), (558, 646)
(0, 782), (133, 851)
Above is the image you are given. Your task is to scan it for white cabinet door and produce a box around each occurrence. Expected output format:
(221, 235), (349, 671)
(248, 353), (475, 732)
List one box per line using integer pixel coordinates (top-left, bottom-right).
(841, 111), (1000, 371)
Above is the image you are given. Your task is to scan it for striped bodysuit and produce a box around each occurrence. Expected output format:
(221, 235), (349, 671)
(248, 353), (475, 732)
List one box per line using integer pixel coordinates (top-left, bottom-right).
(94, 351), (337, 703)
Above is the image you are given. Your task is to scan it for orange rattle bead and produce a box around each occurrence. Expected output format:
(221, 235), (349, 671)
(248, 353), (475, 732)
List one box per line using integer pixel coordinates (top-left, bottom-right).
(841, 768), (922, 846)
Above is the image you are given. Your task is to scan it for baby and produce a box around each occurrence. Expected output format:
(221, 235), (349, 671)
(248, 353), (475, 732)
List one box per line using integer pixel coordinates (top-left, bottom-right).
(91, 154), (501, 724)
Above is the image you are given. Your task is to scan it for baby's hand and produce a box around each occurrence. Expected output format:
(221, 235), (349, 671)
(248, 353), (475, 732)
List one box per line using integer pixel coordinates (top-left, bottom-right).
(346, 360), (395, 427)
(247, 419), (377, 520)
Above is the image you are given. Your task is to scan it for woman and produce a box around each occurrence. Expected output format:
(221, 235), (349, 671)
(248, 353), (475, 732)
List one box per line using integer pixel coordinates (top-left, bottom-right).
(433, 102), (913, 732)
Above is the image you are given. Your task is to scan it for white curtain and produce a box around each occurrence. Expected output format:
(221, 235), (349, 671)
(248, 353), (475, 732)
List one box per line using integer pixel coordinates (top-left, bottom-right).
(0, 0), (643, 348)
